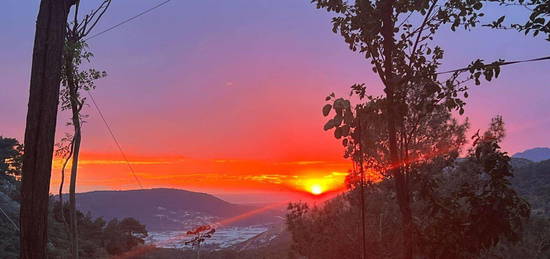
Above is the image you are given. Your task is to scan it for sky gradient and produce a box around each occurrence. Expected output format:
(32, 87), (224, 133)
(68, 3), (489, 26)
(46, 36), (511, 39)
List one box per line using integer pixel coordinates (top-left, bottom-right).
(1, 0), (548, 202)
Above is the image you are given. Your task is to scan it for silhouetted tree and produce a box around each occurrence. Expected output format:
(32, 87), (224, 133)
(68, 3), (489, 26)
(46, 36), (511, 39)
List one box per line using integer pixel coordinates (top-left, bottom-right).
(288, 118), (529, 259)
(311, 1), (505, 257)
(59, 1), (110, 257)
(48, 199), (148, 257)
(103, 217), (148, 255)
(485, 0), (550, 41)
(416, 117), (530, 257)
(184, 225), (216, 259)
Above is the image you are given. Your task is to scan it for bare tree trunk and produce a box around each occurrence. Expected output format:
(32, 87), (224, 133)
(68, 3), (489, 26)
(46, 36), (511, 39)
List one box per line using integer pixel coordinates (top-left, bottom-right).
(62, 1), (112, 256)
(64, 37), (82, 259)
(69, 127), (81, 258)
(20, 1), (73, 258)
(58, 138), (74, 231)
(380, 1), (413, 258)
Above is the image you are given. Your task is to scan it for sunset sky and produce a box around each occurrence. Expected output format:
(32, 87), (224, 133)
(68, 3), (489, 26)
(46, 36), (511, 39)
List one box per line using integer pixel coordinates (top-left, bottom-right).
(1, 0), (548, 203)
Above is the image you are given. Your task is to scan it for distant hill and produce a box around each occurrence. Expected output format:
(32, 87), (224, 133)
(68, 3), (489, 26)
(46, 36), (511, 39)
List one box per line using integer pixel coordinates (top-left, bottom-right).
(513, 147), (550, 162)
(64, 188), (283, 231)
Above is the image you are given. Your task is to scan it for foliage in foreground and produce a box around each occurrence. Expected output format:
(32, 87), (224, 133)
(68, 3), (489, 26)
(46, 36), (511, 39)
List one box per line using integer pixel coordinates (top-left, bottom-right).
(48, 200), (148, 258)
(286, 120), (538, 258)
(0, 136), (23, 181)
(0, 136), (148, 258)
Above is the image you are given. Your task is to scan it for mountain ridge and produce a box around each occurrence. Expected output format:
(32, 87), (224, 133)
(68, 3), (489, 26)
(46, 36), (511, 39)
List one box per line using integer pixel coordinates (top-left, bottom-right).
(512, 147), (550, 162)
(60, 188), (283, 231)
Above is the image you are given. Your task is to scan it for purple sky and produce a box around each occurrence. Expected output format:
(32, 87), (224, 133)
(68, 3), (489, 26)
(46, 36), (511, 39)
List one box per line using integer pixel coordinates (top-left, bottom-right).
(0, 0), (548, 196)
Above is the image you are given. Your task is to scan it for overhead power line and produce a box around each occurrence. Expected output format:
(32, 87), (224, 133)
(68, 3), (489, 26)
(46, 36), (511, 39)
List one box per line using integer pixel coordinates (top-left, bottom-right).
(82, 0), (174, 190)
(87, 92), (144, 189)
(437, 55), (550, 75)
(85, 0), (172, 41)
(0, 206), (19, 232)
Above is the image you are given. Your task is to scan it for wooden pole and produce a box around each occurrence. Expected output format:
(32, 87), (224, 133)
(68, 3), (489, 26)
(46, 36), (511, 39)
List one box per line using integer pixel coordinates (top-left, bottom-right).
(20, 1), (73, 258)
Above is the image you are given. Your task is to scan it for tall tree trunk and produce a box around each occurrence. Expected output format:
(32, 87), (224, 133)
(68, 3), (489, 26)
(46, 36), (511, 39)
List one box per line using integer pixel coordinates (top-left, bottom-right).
(20, 1), (73, 258)
(58, 137), (73, 232)
(68, 125), (81, 258)
(64, 37), (82, 259)
(380, 1), (413, 258)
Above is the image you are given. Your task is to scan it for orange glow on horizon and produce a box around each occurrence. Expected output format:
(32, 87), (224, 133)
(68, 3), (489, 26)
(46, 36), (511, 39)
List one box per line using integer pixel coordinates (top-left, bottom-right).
(290, 172), (348, 196)
(50, 152), (352, 195)
(49, 146), (456, 196)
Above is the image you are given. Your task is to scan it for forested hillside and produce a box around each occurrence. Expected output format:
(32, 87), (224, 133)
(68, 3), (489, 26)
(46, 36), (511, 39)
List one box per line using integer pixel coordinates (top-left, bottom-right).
(512, 158), (550, 216)
(284, 157), (550, 259)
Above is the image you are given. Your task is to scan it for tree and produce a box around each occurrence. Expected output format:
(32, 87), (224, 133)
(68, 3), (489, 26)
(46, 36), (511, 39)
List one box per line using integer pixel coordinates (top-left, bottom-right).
(47, 199), (148, 257)
(287, 117), (529, 258)
(0, 137), (23, 180)
(184, 225), (216, 259)
(311, 1), (498, 257)
(118, 217), (149, 248)
(20, 1), (75, 257)
(0, 137), (22, 257)
(323, 85), (468, 258)
(58, 1), (110, 257)
(316, 84), (468, 258)
(416, 117), (530, 257)
(103, 217), (148, 255)
(486, 0), (550, 41)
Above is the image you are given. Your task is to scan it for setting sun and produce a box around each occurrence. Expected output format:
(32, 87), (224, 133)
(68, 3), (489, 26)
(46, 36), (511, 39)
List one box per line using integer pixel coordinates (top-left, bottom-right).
(294, 174), (347, 196)
(310, 184), (323, 195)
